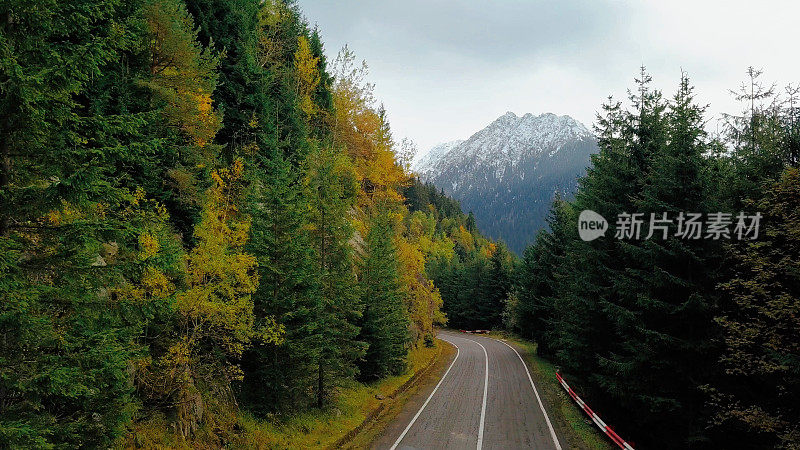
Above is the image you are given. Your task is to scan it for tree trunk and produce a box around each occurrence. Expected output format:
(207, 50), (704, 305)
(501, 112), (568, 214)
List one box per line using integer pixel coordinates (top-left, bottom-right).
(317, 362), (324, 408)
(1, 137), (10, 236)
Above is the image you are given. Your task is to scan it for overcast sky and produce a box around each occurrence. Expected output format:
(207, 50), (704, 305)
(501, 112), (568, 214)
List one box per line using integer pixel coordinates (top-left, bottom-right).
(301, 0), (799, 154)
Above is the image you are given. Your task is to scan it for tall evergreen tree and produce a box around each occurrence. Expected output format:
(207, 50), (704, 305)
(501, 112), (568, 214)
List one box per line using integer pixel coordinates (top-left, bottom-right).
(240, 148), (321, 413)
(594, 74), (721, 447)
(358, 211), (410, 380)
(0, 0), (182, 445)
(1, 0), (449, 444)
(184, 0), (263, 154)
(721, 67), (789, 207)
(306, 143), (365, 407)
(511, 197), (572, 357)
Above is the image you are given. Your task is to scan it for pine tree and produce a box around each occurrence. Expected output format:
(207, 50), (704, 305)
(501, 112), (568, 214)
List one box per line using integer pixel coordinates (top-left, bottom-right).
(520, 69), (678, 445)
(0, 0), (455, 444)
(307, 27), (334, 138)
(721, 67), (788, 207)
(140, 0), (223, 237)
(483, 243), (512, 328)
(595, 74), (721, 447)
(184, 0), (263, 154)
(240, 148), (321, 413)
(545, 93), (636, 384)
(306, 143), (365, 407)
(358, 211), (411, 380)
(466, 211), (477, 232)
(512, 196), (571, 357)
(0, 0), (183, 445)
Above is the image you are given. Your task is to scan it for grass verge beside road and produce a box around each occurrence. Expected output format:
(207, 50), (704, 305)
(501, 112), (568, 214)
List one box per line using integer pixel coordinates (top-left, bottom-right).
(487, 331), (613, 450)
(123, 341), (450, 449)
(234, 341), (448, 449)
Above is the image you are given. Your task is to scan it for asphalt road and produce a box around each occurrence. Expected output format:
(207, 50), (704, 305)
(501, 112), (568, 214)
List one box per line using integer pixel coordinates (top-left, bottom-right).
(374, 331), (564, 450)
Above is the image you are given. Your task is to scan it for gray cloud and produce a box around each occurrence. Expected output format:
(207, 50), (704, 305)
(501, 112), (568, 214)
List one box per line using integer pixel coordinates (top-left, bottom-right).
(301, 0), (800, 152)
(306, 1), (635, 69)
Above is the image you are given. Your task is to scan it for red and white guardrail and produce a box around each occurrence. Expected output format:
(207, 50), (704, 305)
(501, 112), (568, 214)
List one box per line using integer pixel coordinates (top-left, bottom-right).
(555, 372), (634, 450)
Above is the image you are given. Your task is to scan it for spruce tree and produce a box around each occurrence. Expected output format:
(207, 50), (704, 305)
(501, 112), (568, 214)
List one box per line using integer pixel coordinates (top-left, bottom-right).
(513, 197), (571, 357)
(358, 210), (411, 380)
(721, 67), (789, 207)
(547, 93), (637, 384)
(241, 149), (321, 412)
(0, 0), (179, 445)
(306, 143), (365, 407)
(595, 74), (721, 447)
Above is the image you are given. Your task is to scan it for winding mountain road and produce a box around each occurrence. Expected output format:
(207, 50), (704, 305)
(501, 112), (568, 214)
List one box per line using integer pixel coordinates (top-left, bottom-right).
(374, 331), (564, 450)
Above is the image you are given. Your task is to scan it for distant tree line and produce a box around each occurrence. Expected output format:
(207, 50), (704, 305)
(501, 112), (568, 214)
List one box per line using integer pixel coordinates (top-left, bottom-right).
(404, 179), (515, 331)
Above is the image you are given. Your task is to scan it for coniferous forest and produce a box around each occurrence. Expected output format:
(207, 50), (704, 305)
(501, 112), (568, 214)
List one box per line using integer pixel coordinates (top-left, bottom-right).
(506, 69), (800, 448)
(1, 1), (799, 449)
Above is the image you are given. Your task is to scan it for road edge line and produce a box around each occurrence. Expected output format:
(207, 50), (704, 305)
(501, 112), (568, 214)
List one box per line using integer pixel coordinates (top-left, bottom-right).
(492, 338), (563, 450)
(389, 338), (460, 450)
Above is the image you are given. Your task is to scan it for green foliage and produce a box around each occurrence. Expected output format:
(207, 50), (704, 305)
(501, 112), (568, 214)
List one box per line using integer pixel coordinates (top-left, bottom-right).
(404, 177), (513, 331)
(517, 71), (722, 448)
(710, 168), (800, 448)
(0, 0), (162, 446)
(240, 149), (321, 413)
(509, 196), (572, 357)
(1, 0), (449, 446)
(305, 142), (365, 406)
(403, 177), (465, 221)
(358, 211), (411, 380)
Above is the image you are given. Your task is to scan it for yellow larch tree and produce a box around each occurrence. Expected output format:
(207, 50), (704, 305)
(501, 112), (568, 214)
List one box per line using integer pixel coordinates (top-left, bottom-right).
(331, 47), (406, 208)
(294, 35), (321, 118)
(169, 160), (282, 436)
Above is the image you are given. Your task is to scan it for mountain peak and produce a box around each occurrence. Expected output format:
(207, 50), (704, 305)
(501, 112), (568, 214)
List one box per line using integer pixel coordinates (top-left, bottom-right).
(413, 112), (593, 175)
(491, 111), (519, 126)
(411, 111), (598, 254)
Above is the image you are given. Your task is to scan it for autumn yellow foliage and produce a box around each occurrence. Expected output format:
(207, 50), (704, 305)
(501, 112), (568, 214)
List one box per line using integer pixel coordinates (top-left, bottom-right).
(332, 47), (407, 207)
(295, 35), (321, 118)
(177, 160), (282, 362)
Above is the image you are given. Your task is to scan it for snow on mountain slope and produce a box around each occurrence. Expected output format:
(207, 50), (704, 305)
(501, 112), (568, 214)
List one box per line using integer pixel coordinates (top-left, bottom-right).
(411, 140), (463, 177)
(412, 112), (598, 254)
(413, 112), (592, 181)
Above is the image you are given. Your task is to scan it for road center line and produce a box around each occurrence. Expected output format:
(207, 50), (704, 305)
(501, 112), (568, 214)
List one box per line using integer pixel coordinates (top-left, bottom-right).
(389, 338), (460, 450)
(492, 338), (563, 450)
(468, 338), (489, 450)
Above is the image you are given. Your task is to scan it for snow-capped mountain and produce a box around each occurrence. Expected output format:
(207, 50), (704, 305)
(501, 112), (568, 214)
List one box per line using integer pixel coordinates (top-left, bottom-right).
(412, 112), (598, 254)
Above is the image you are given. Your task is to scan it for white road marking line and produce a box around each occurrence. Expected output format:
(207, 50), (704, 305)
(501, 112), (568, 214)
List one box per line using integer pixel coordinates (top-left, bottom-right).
(472, 339), (489, 450)
(389, 338), (460, 450)
(492, 338), (563, 450)
(454, 336), (490, 450)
